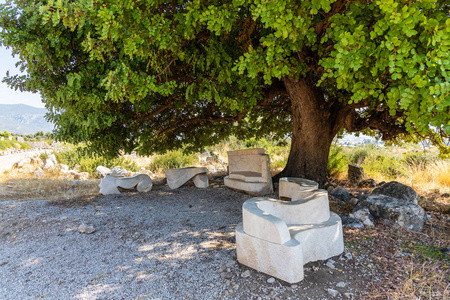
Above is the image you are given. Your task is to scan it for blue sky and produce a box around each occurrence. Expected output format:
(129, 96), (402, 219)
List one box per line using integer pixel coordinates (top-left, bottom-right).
(0, 0), (44, 108)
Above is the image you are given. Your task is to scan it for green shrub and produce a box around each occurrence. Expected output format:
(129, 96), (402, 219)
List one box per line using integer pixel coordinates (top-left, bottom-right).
(328, 145), (348, 177)
(0, 140), (31, 150)
(149, 150), (197, 172)
(48, 144), (138, 176)
(347, 144), (377, 165)
(361, 153), (405, 179)
(403, 151), (439, 169)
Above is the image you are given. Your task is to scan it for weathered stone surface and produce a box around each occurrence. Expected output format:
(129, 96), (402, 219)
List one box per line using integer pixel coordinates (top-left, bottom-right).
(330, 187), (350, 202)
(372, 181), (418, 205)
(348, 164), (363, 184)
(165, 167), (208, 189)
(43, 154), (58, 169)
(99, 174), (153, 195)
(355, 194), (425, 231)
(110, 166), (127, 177)
(350, 208), (375, 227)
(95, 166), (112, 177)
(224, 148), (273, 195)
(236, 177), (343, 284)
(340, 216), (365, 229)
(358, 179), (376, 188)
(78, 223), (95, 234)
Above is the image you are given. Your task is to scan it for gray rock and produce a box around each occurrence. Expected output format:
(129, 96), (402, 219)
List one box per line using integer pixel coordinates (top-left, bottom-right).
(78, 223), (95, 234)
(267, 277), (275, 283)
(350, 208), (375, 227)
(358, 178), (376, 188)
(372, 181), (418, 204)
(348, 164), (364, 184)
(355, 194), (425, 231)
(330, 187), (350, 202)
(341, 216), (365, 229)
(357, 190), (368, 201)
(336, 281), (346, 288)
(349, 198), (359, 206)
(95, 166), (112, 177)
(241, 270), (251, 278)
(326, 288), (340, 297)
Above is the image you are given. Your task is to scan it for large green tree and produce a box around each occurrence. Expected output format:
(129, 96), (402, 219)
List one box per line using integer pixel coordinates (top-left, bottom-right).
(1, 0), (449, 184)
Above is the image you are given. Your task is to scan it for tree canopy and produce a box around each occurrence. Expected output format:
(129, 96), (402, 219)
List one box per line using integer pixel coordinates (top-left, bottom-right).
(1, 0), (449, 183)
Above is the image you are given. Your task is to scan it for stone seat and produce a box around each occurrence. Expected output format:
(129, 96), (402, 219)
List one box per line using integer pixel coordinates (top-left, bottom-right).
(224, 148), (273, 195)
(236, 177), (344, 284)
(229, 171), (265, 183)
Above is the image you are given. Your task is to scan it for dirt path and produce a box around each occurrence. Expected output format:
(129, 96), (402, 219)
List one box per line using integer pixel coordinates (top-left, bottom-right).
(0, 150), (48, 171)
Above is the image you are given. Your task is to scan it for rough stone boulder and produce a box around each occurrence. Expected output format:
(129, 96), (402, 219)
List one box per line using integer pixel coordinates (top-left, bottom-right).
(348, 164), (364, 184)
(372, 181), (418, 205)
(330, 187), (350, 202)
(354, 195), (425, 231)
(95, 166), (112, 177)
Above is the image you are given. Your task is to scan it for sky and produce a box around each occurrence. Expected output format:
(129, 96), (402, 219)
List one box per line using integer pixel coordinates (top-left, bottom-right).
(0, 0), (45, 108)
(0, 46), (45, 108)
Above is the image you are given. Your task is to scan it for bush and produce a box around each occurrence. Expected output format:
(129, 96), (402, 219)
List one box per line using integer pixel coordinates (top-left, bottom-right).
(148, 150), (197, 172)
(48, 144), (139, 176)
(0, 140), (31, 150)
(403, 151), (439, 170)
(328, 145), (348, 177)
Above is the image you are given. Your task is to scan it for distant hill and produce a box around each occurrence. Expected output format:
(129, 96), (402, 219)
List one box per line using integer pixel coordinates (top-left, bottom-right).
(0, 104), (54, 135)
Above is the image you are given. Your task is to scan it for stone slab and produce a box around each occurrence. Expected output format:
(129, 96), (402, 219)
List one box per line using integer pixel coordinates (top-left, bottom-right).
(236, 223), (304, 284)
(165, 167), (208, 189)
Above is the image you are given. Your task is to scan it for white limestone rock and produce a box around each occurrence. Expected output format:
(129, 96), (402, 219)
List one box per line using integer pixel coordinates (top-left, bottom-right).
(99, 174), (153, 195)
(165, 167), (208, 189)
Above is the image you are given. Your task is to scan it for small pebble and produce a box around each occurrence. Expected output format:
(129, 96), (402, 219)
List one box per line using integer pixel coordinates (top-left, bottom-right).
(336, 281), (346, 288)
(267, 277), (275, 283)
(241, 270), (251, 278)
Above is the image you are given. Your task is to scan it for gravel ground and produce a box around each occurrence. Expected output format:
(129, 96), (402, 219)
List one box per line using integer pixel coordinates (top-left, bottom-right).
(0, 185), (373, 299)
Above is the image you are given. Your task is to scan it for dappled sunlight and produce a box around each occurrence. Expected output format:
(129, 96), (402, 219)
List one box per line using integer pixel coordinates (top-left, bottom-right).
(75, 284), (121, 300)
(21, 257), (43, 268)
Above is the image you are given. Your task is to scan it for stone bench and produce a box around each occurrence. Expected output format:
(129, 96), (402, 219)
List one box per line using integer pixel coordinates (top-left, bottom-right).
(224, 148), (273, 195)
(236, 177), (344, 283)
(165, 167), (208, 189)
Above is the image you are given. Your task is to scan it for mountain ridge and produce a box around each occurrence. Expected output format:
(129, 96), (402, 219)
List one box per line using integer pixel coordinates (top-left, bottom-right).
(0, 104), (54, 134)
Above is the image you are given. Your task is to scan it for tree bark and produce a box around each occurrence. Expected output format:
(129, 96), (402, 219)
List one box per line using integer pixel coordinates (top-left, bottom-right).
(275, 77), (339, 186)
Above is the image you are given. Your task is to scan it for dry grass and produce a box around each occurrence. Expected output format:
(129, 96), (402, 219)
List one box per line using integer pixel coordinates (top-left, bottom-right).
(0, 166), (99, 204)
(403, 160), (450, 193)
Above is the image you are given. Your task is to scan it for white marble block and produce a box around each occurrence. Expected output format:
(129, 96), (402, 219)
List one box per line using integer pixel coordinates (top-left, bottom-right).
(224, 148), (273, 195)
(99, 174), (153, 195)
(236, 177), (344, 284)
(165, 167), (208, 189)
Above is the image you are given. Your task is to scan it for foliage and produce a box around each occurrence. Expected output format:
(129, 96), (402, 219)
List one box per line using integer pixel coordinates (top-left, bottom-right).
(0, 0), (449, 181)
(403, 151), (439, 170)
(0, 131), (11, 138)
(0, 139), (30, 150)
(50, 144), (138, 176)
(148, 150), (197, 172)
(327, 145), (347, 177)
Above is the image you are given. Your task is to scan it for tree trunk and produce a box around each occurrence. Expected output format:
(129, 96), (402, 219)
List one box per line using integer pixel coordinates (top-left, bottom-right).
(275, 77), (338, 186)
